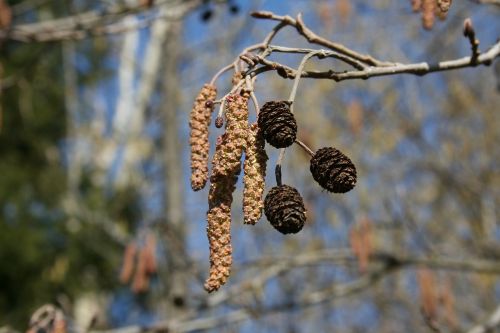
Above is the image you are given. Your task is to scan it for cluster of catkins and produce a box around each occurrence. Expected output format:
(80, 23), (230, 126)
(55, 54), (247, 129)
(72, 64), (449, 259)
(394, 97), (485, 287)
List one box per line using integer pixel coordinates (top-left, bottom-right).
(411, 0), (453, 29)
(119, 233), (158, 294)
(189, 77), (357, 292)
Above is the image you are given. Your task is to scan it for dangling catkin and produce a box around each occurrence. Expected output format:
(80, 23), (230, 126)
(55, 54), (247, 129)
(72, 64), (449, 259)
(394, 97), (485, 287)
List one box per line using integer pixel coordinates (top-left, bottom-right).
(189, 84), (217, 191)
(204, 94), (249, 292)
(205, 135), (240, 292)
(421, 0), (435, 30)
(211, 94), (249, 178)
(411, 0), (422, 12)
(132, 245), (149, 293)
(243, 123), (268, 225)
(437, 0), (452, 13)
(205, 203), (233, 292)
(232, 71), (243, 86)
(119, 241), (137, 284)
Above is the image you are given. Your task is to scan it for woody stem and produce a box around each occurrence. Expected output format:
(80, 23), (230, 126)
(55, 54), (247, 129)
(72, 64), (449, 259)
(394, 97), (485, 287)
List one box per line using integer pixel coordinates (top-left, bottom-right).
(295, 139), (314, 157)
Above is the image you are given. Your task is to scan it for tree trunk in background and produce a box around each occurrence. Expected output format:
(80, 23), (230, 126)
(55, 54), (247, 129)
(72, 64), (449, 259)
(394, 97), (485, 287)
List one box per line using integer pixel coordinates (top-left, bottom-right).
(161, 21), (189, 317)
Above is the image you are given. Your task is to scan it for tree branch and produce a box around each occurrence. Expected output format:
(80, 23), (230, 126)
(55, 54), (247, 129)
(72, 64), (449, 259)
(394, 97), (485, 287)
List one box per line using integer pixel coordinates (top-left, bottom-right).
(0, 0), (202, 42)
(471, 0), (500, 5)
(467, 304), (500, 333)
(250, 11), (391, 67)
(249, 40), (500, 81)
(57, 249), (500, 333)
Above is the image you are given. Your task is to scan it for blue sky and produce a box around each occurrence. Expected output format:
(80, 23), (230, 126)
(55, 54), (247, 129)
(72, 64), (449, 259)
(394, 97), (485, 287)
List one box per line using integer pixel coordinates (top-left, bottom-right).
(83, 1), (500, 330)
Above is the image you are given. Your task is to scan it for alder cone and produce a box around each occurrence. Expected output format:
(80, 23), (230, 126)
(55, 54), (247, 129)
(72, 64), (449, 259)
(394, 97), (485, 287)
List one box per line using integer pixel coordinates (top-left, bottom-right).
(264, 185), (306, 234)
(258, 101), (297, 148)
(189, 84), (217, 191)
(310, 147), (357, 193)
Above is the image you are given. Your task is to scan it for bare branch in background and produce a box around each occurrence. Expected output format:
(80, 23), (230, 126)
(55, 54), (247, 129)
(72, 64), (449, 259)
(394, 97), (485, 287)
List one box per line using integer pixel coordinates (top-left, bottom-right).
(239, 12), (499, 84)
(467, 305), (500, 333)
(471, 0), (500, 5)
(0, 0), (203, 42)
(81, 249), (500, 332)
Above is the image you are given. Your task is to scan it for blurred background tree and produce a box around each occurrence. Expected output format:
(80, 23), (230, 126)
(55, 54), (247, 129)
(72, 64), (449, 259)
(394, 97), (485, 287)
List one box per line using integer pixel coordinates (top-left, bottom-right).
(0, 0), (499, 332)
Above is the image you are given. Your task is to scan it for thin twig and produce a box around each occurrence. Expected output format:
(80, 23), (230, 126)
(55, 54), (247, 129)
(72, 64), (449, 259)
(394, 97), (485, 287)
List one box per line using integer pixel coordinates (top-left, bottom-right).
(288, 51), (322, 106)
(295, 139), (314, 157)
(1, 0), (201, 42)
(249, 40), (500, 82)
(275, 51), (321, 176)
(275, 151), (285, 184)
(268, 45), (366, 70)
(250, 11), (392, 67)
(210, 63), (234, 86)
(215, 79), (246, 121)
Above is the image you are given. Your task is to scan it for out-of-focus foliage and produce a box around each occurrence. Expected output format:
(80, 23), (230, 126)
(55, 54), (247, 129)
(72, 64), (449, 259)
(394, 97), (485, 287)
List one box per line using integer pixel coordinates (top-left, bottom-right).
(0, 2), (138, 328)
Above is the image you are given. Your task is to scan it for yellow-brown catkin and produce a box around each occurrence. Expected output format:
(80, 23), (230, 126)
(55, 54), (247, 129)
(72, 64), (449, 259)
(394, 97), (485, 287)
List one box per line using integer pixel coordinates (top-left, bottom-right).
(208, 134), (240, 205)
(437, 0), (452, 13)
(421, 0), (435, 30)
(243, 123), (268, 225)
(436, 7), (448, 21)
(119, 241), (137, 284)
(232, 71), (243, 86)
(189, 84), (217, 191)
(144, 233), (157, 274)
(205, 203), (233, 292)
(132, 246), (150, 293)
(204, 94), (248, 292)
(205, 134), (240, 292)
(411, 0), (422, 12)
(211, 94), (249, 179)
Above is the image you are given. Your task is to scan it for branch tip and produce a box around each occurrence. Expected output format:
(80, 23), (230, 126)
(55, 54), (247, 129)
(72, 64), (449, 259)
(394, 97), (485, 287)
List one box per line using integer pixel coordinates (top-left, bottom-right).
(250, 11), (273, 19)
(463, 18), (474, 38)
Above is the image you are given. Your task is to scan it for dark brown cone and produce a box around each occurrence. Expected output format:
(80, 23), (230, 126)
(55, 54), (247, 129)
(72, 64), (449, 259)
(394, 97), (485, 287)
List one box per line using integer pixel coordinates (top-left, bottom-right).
(310, 147), (357, 193)
(258, 101), (297, 148)
(264, 185), (306, 234)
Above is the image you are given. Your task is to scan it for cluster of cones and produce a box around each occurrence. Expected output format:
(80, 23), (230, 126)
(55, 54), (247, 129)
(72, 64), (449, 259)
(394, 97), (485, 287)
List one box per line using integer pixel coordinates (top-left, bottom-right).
(189, 80), (358, 292)
(258, 101), (357, 234)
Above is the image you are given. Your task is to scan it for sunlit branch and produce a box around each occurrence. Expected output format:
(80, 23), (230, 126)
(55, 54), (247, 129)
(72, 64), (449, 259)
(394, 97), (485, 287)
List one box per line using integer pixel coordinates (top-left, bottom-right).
(89, 250), (500, 332)
(248, 40), (500, 82)
(0, 0), (203, 42)
(467, 304), (500, 333)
